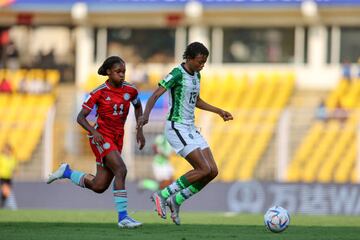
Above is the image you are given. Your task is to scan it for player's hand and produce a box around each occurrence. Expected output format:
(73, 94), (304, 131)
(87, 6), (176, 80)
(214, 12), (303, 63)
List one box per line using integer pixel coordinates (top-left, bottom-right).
(92, 130), (105, 145)
(136, 129), (146, 150)
(137, 115), (149, 129)
(218, 109), (233, 121)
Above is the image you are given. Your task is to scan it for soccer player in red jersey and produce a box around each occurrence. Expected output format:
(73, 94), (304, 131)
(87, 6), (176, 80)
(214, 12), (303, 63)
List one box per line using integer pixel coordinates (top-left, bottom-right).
(47, 56), (145, 228)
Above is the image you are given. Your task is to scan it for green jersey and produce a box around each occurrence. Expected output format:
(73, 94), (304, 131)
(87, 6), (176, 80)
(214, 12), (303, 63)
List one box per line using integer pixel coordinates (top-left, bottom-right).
(159, 64), (200, 125)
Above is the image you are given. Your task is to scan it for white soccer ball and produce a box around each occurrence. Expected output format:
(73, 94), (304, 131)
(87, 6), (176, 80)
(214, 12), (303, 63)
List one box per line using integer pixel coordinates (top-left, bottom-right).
(264, 206), (290, 233)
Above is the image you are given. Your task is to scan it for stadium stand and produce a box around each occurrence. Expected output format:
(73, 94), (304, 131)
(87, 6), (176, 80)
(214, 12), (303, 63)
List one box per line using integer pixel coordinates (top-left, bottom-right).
(287, 78), (360, 183)
(0, 69), (58, 162)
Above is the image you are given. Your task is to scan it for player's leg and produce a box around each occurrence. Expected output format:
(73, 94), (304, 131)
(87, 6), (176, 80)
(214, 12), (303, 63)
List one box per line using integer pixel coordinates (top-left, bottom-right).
(159, 147), (211, 199)
(164, 148), (212, 224)
(152, 122), (211, 219)
(152, 147), (210, 219)
(168, 149), (217, 225)
(171, 147), (218, 202)
(159, 179), (173, 189)
(161, 123), (214, 196)
(0, 180), (6, 208)
(104, 151), (142, 228)
(167, 147), (218, 214)
(46, 163), (89, 188)
(0, 179), (12, 209)
(83, 164), (114, 193)
(48, 135), (117, 188)
(47, 162), (114, 191)
(1, 179), (17, 210)
(172, 133), (218, 195)
(197, 147), (219, 186)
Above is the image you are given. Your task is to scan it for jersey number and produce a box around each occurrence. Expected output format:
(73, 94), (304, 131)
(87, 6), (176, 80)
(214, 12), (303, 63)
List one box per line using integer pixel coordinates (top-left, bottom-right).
(113, 104), (124, 115)
(189, 92), (197, 104)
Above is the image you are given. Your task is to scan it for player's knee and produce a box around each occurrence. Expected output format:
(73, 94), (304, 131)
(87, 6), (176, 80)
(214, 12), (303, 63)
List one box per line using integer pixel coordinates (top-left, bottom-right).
(94, 188), (106, 194)
(209, 167), (218, 180)
(197, 166), (211, 179)
(92, 184), (108, 194)
(115, 166), (127, 179)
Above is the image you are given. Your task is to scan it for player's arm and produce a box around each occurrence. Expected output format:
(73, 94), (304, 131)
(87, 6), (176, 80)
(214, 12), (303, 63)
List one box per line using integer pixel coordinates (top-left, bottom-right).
(76, 108), (105, 145)
(137, 86), (167, 128)
(196, 96), (233, 121)
(133, 101), (145, 150)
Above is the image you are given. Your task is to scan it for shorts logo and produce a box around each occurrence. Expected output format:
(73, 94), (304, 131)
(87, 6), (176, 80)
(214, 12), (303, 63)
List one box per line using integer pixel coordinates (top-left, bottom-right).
(123, 93), (130, 101)
(189, 134), (194, 139)
(103, 142), (110, 149)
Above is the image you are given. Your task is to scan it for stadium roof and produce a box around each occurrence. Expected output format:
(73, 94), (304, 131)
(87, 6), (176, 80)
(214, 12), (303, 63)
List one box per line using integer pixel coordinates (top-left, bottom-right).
(6, 0), (360, 12)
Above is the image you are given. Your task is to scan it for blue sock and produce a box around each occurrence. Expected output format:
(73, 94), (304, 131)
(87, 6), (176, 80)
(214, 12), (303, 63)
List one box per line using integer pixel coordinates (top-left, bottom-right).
(70, 170), (86, 188)
(63, 165), (72, 179)
(113, 190), (128, 221)
(118, 211), (128, 222)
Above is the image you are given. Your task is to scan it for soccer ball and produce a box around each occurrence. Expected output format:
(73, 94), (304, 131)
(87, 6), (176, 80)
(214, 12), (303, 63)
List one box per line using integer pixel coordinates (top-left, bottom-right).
(264, 206), (290, 233)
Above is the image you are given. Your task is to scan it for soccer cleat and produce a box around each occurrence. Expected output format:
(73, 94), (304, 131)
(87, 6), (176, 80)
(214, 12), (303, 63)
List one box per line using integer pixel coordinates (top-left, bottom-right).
(150, 191), (167, 219)
(118, 216), (142, 228)
(166, 195), (181, 225)
(46, 163), (69, 184)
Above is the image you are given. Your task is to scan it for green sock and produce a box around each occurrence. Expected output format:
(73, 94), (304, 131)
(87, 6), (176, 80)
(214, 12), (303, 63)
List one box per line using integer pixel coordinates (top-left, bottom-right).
(174, 181), (206, 205)
(160, 175), (191, 199)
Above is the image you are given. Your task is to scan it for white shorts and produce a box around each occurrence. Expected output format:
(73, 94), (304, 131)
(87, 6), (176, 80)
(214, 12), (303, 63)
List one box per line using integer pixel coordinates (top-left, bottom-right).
(165, 121), (209, 158)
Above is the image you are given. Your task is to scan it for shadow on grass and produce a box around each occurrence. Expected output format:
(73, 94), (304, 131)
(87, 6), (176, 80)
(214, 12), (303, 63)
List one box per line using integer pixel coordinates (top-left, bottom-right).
(1, 222), (359, 240)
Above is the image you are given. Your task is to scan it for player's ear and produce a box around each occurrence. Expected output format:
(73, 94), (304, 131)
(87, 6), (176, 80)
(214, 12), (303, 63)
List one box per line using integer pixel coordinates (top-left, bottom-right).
(106, 68), (111, 75)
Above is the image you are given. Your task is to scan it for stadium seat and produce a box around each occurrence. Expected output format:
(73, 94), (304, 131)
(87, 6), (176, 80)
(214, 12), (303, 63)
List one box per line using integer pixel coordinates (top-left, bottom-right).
(317, 122), (354, 182)
(212, 72), (294, 181)
(288, 78), (360, 183)
(0, 69), (56, 162)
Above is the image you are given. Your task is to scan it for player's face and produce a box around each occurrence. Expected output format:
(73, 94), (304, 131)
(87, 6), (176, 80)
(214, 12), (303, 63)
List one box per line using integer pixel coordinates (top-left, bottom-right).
(188, 54), (207, 73)
(108, 62), (126, 85)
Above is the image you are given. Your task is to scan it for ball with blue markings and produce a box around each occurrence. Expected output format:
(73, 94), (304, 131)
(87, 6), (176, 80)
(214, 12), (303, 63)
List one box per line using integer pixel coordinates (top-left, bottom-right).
(264, 206), (290, 233)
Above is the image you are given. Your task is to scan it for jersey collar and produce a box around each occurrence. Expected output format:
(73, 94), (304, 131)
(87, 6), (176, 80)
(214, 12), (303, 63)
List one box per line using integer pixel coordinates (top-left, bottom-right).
(181, 63), (195, 76)
(105, 80), (123, 90)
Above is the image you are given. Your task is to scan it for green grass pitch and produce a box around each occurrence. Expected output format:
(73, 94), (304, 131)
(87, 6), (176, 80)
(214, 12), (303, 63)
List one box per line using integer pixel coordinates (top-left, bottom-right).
(1, 210), (360, 240)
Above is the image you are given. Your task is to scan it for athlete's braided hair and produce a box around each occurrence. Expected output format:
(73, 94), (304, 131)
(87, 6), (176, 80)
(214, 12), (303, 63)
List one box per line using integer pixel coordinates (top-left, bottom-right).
(182, 42), (209, 60)
(98, 56), (125, 76)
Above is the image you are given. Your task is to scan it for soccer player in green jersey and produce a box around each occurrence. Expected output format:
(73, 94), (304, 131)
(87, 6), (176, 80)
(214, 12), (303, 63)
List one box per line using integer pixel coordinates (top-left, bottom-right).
(138, 42), (233, 225)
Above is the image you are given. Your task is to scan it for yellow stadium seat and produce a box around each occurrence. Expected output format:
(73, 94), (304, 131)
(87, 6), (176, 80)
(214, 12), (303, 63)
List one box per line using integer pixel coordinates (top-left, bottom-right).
(290, 78), (360, 183)
(334, 141), (356, 183)
(46, 70), (61, 86)
(317, 123), (354, 183)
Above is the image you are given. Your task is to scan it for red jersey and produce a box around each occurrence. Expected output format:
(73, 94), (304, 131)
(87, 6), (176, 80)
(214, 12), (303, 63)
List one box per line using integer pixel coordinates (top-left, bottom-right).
(82, 80), (139, 137)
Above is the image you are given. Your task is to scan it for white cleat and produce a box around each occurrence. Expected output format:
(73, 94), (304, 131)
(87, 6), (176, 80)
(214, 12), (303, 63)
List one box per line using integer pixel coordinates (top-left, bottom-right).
(166, 195), (181, 225)
(46, 163), (69, 184)
(150, 191), (167, 219)
(118, 216), (142, 228)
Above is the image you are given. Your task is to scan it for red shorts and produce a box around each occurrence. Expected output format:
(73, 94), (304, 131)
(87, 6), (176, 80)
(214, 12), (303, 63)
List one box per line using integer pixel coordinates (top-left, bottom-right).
(89, 133), (123, 165)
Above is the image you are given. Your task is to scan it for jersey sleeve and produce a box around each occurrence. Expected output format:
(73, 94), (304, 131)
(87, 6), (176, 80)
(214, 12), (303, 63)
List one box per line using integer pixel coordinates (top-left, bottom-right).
(131, 88), (140, 106)
(82, 91), (100, 110)
(159, 68), (182, 90)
